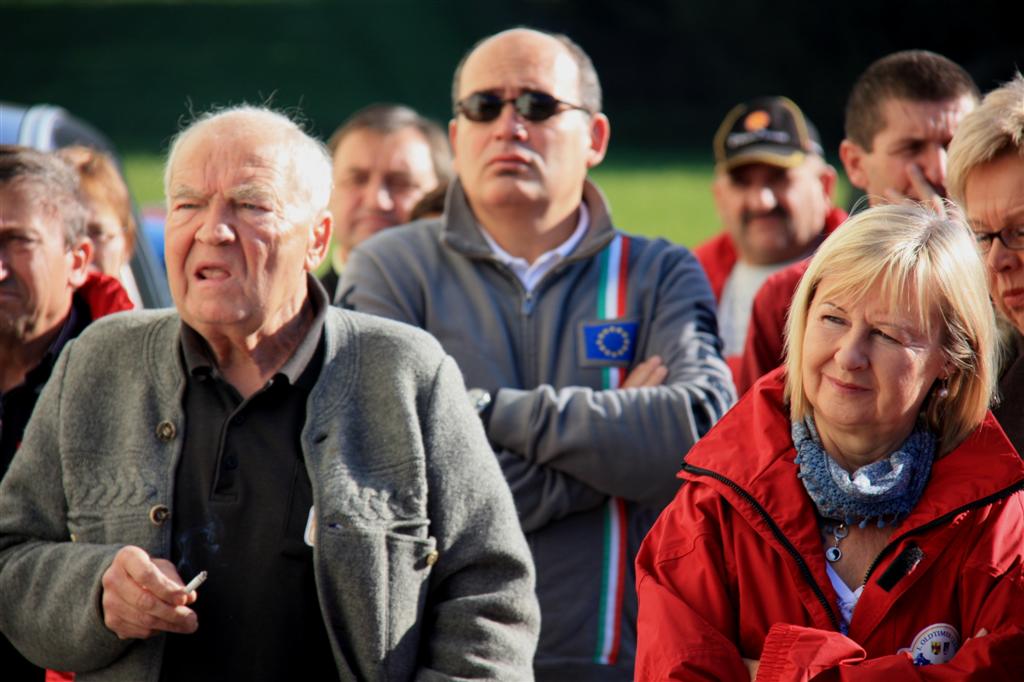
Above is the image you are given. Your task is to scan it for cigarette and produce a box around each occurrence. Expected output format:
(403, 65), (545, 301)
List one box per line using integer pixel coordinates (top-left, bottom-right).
(183, 570), (208, 594)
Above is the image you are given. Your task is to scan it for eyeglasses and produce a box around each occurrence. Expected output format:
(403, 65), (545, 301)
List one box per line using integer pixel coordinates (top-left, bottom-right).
(973, 226), (1024, 254)
(454, 90), (590, 123)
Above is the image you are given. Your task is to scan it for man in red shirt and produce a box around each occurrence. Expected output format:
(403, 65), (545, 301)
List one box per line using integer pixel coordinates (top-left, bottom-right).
(695, 97), (845, 378)
(736, 51), (979, 394)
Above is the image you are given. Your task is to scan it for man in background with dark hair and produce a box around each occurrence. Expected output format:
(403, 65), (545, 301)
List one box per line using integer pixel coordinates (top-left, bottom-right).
(737, 50), (979, 394)
(321, 104), (451, 295)
(839, 49), (979, 206)
(0, 145), (133, 680)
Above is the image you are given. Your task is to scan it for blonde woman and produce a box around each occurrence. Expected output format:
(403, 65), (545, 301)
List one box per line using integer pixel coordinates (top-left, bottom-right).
(636, 203), (1024, 680)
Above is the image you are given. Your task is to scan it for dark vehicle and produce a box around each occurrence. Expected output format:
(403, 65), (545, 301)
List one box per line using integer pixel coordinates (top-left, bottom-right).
(0, 101), (171, 308)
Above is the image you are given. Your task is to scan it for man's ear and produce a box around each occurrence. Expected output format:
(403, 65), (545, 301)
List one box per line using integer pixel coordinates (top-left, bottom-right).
(711, 170), (728, 206)
(819, 162), (839, 201)
(839, 139), (869, 192)
(67, 238), (92, 288)
(586, 113), (611, 169)
(305, 209), (332, 272)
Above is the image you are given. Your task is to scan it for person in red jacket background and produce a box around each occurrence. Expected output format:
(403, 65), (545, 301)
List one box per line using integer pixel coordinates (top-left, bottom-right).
(0, 145), (134, 681)
(637, 203), (1024, 680)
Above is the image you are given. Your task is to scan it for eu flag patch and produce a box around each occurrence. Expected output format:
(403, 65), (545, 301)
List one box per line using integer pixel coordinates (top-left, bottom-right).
(582, 320), (639, 364)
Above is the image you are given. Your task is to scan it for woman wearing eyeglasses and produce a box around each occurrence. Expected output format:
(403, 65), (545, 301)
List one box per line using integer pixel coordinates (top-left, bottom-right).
(948, 76), (1024, 457)
(635, 204), (1024, 680)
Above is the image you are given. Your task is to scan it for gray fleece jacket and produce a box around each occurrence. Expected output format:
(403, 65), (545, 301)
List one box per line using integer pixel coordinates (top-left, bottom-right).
(338, 179), (735, 680)
(0, 307), (539, 681)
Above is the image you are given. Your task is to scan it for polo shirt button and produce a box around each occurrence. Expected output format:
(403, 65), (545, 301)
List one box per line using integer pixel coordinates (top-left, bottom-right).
(149, 504), (170, 526)
(425, 550), (439, 567)
(155, 421), (176, 442)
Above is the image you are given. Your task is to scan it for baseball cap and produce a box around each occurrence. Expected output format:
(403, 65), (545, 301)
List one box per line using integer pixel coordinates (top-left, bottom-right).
(713, 96), (823, 171)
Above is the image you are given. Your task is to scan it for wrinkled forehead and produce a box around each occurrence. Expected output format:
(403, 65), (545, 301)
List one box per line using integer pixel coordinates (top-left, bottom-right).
(170, 124), (292, 192)
(965, 153), (1024, 229)
(878, 95), (975, 141)
(0, 178), (70, 230)
(458, 32), (580, 101)
(334, 126), (432, 170)
(814, 270), (937, 334)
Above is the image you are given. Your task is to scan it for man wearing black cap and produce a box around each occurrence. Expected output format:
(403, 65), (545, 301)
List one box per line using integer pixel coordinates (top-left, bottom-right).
(695, 96), (845, 377)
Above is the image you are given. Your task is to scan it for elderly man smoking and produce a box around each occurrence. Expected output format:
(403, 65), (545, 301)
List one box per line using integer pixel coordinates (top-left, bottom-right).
(0, 106), (538, 681)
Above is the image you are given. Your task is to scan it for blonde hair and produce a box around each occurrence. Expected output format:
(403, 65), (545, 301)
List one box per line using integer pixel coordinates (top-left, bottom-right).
(57, 145), (137, 253)
(784, 203), (996, 453)
(947, 73), (1024, 207)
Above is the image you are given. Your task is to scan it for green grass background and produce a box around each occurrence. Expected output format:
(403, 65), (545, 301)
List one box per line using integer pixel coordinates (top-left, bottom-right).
(124, 152), (852, 249)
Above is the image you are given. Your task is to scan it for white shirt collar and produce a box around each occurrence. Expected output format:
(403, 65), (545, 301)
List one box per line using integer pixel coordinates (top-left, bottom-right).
(480, 202), (590, 293)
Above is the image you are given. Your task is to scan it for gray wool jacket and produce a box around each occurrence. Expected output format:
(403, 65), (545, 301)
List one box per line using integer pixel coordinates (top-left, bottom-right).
(338, 179), (736, 680)
(0, 307), (539, 681)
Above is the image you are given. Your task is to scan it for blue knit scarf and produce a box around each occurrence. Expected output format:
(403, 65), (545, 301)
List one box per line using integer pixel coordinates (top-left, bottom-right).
(792, 416), (936, 528)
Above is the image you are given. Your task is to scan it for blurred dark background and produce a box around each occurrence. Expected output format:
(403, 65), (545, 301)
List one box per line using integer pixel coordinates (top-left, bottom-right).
(4, 0), (1022, 162)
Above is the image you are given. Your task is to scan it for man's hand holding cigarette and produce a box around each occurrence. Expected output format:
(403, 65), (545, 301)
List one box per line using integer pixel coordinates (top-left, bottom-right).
(100, 545), (200, 640)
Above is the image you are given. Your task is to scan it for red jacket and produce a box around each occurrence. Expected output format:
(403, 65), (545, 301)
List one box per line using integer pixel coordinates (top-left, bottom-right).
(77, 270), (135, 318)
(636, 370), (1024, 681)
(694, 208), (847, 380)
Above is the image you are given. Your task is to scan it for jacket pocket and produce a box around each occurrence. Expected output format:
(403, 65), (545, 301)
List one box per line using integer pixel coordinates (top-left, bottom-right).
(66, 510), (161, 552)
(316, 519), (437, 681)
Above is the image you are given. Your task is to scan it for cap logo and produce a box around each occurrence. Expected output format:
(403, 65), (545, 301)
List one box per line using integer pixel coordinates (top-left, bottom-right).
(743, 110), (771, 132)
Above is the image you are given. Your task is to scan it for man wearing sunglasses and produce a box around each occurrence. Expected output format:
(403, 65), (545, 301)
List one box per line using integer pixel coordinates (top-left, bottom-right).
(338, 28), (734, 680)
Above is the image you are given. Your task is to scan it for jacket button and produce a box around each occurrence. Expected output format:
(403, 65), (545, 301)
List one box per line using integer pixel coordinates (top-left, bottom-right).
(156, 421), (176, 442)
(149, 505), (170, 526)
(425, 550), (439, 567)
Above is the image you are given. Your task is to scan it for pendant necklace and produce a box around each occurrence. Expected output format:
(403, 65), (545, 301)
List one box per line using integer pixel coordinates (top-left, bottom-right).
(824, 522), (848, 563)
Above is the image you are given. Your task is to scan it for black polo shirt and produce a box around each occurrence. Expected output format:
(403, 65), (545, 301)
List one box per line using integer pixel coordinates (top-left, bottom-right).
(161, 279), (336, 681)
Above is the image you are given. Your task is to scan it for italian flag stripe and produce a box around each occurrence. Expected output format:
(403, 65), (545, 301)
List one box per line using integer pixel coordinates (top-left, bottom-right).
(594, 234), (629, 665)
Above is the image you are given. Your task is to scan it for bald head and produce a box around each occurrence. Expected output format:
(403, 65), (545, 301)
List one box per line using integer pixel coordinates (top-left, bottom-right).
(165, 106), (332, 218)
(451, 28), (602, 115)
(447, 28), (610, 259)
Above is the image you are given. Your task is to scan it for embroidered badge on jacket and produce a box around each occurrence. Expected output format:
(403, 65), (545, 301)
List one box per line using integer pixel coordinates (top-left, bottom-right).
(898, 623), (960, 666)
(581, 320), (639, 365)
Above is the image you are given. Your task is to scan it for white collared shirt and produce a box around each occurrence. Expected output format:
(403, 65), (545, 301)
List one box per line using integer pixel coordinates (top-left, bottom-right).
(480, 203), (590, 293)
(826, 563), (864, 632)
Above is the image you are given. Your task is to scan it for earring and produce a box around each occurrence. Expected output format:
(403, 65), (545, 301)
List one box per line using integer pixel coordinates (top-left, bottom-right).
(937, 381), (950, 399)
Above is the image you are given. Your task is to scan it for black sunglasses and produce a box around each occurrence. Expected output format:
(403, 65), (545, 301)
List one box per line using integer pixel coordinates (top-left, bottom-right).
(455, 90), (590, 123)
